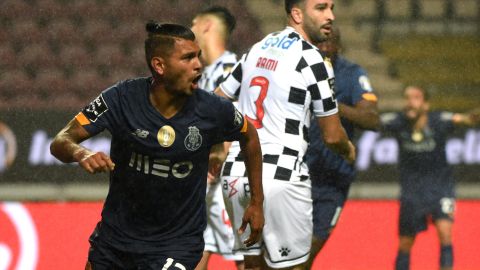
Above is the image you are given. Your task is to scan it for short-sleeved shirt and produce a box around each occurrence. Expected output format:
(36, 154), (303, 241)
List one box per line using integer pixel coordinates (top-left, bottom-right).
(220, 26), (337, 181)
(199, 51), (237, 92)
(381, 111), (456, 201)
(306, 56), (376, 185)
(75, 77), (246, 253)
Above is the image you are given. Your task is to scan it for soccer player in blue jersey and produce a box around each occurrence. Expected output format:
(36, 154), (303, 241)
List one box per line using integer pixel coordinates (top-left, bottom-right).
(305, 27), (380, 269)
(50, 21), (264, 270)
(190, 6), (244, 270)
(381, 85), (479, 270)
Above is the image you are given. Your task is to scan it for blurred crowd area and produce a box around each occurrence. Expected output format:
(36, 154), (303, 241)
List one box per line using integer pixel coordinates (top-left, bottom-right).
(0, 0), (263, 110)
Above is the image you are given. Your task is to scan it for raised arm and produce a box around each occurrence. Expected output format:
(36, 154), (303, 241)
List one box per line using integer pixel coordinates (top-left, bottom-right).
(339, 99), (380, 130)
(316, 114), (356, 163)
(50, 118), (115, 174)
(452, 108), (480, 127)
(237, 120), (264, 247)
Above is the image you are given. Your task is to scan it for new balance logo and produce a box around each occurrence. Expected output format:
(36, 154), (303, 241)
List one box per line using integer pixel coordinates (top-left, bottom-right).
(131, 129), (149, 139)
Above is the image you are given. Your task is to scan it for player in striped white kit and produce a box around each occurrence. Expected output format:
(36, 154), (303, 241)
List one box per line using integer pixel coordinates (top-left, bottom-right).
(215, 1), (355, 268)
(191, 6), (244, 270)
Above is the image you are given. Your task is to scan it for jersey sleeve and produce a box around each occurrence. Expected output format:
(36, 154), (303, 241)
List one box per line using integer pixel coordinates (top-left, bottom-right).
(75, 85), (119, 136)
(350, 66), (377, 105)
(380, 112), (402, 133)
(300, 47), (338, 117)
(214, 97), (247, 143)
(219, 54), (245, 100)
(438, 111), (455, 133)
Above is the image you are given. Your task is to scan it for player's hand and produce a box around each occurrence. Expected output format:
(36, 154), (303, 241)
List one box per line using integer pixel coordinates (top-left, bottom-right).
(77, 151), (115, 174)
(343, 140), (356, 164)
(207, 162), (221, 184)
(238, 203), (264, 247)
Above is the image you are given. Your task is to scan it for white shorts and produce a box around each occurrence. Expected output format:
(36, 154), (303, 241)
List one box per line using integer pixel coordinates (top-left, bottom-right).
(221, 176), (312, 269)
(203, 181), (243, 261)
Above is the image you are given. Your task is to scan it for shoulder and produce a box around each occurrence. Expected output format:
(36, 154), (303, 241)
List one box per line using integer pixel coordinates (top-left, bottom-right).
(336, 57), (367, 76)
(431, 111), (454, 122)
(381, 112), (403, 124)
(194, 89), (231, 109)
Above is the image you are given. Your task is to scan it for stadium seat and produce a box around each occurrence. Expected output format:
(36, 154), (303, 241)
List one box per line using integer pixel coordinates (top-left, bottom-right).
(0, 0), (33, 22)
(16, 43), (57, 72)
(58, 44), (94, 72)
(46, 19), (83, 46)
(82, 19), (114, 45)
(8, 20), (44, 47)
(0, 43), (17, 71)
(0, 70), (34, 99)
(69, 69), (109, 101)
(35, 68), (69, 98)
(94, 43), (126, 68)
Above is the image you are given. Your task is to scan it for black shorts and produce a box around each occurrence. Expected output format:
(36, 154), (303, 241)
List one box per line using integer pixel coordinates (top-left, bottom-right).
(311, 175), (351, 240)
(88, 225), (202, 270)
(399, 197), (455, 236)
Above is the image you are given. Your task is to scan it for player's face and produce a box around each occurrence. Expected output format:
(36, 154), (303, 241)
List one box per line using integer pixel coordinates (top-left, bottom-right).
(191, 16), (204, 42)
(302, 0), (335, 44)
(403, 87), (428, 120)
(162, 38), (202, 96)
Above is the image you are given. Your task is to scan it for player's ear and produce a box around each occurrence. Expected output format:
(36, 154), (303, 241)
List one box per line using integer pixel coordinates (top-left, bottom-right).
(290, 7), (303, 24)
(151, 56), (165, 76)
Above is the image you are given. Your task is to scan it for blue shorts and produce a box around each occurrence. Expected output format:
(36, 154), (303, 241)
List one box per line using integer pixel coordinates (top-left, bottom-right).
(399, 197), (455, 236)
(88, 224), (202, 270)
(311, 174), (351, 240)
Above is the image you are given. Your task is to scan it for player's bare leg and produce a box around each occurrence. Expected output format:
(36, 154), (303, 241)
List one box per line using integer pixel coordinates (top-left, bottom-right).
(395, 235), (415, 270)
(435, 219), (453, 270)
(194, 251), (211, 270)
(244, 255), (265, 270)
(306, 233), (331, 269)
(234, 260), (245, 270)
(85, 261), (93, 270)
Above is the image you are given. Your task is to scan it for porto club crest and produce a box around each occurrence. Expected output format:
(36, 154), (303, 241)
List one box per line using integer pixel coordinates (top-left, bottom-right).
(184, 126), (202, 151)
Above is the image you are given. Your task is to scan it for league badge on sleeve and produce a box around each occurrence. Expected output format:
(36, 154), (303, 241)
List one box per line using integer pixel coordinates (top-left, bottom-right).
(234, 108), (243, 127)
(83, 94), (109, 122)
(359, 75), (373, 92)
(184, 126), (202, 151)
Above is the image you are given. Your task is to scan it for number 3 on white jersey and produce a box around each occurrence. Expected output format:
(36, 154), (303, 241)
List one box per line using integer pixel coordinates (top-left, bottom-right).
(162, 258), (186, 270)
(245, 76), (269, 129)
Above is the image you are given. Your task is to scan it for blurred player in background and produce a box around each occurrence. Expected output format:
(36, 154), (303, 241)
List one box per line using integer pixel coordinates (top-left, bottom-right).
(215, 0), (355, 268)
(190, 6), (244, 270)
(0, 120), (17, 173)
(305, 26), (380, 269)
(381, 85), (480, 270)
(50, 21), (264, 270)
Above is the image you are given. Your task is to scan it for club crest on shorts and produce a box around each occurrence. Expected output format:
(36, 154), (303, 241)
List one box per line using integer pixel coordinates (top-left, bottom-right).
(184, 126), (202, 151)
(157, 125), (175, 147)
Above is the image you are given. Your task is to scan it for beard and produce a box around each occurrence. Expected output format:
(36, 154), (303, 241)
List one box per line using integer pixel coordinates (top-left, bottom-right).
(303, 20), (330, 44)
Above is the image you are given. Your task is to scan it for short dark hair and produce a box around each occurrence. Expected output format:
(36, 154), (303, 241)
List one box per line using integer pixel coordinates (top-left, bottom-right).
(144, 21), (196, 74)
(404, 85), (430, 101)
(197, 6), (236, 36)
(285, 0), (304, 14)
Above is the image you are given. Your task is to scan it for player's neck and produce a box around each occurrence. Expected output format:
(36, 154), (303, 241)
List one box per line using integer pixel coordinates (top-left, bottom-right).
(413, 113), (428, 130)
(149, 83), (189, 119)
(203, 40), (226, 66)
(288, 21), (313, 43)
